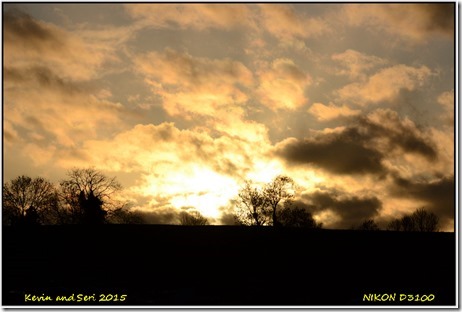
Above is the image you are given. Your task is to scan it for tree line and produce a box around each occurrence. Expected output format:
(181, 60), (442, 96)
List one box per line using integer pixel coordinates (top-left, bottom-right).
(3, 169), (440, 231)
(353, 208), (440, 232)
(233, 175), (440, 231)
(3, 168), (143, 226)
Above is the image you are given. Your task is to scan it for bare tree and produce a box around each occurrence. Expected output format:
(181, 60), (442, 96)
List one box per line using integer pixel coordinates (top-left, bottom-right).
(234, 176), (296, 226)
(264, 175), (295, 227)
(179, 210), (209, 225)
(3, 175), (60, 225)
(60, 168), (121, 200)
(234, 181), (271, 226)
(59, 168), (122, 224)
(411, 208), (439, 232)
(386, 208), (439, 232)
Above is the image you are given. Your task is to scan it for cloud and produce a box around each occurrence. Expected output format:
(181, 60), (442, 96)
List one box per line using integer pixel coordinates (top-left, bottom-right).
(437, 90), (454, 124)
(275, 135), (385, 175)
(256, 58), (311, 110)
(4, 120), (19, 145)
(275, 108), (438, 175)
(4, 9), (130, 153)
(295, 191), (382, 229)
(331, 49), (388, 80)
(4, 9), (119, 81)
(258, 4), (331, 41)
(428, 127), (453, 177)
(126, 4), (331, 42)
(4, 66), (125, 148)
(133, 49), (271, 141)
(219, 212), (239, 225)
(78, 122), (272, 178)
(135, 49), (254, 90)
(391, 175), (454, 230)
(134, 49), (253, 118)
(363, 109), (437, 161)
(337, 65), (432, 105)
(136, 207), (181, 225)
(125, 4), (256, 31)
(343, 4), (454, 43)
(308, 102), (360, 121)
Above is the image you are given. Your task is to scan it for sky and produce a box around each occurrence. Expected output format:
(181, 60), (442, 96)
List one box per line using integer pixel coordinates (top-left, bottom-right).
(3, 3), (456, 230)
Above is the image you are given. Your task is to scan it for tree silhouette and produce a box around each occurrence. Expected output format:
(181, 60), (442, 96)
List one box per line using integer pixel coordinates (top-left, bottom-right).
(3, 175), (60, 225)
(400, 215), (415, 231)
(278, 206), (321, 228)
(234, 181), (271, 226)
(60, 168), (122, 224)
(264, 175), (295, 227)
(410, 208), (439, 232)
(387, 208), (439, 232)
(179, 211), (209, 225)
(234, 175), (296, 226)
(355, 219), (380, 231)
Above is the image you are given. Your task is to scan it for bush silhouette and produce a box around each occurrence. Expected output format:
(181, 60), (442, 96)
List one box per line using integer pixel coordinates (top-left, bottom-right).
(278, 206), (321, 228)
(354, 219), (380, 231)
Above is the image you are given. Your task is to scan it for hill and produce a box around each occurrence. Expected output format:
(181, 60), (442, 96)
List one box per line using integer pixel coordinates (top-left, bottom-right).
(3, 225), (456, 306)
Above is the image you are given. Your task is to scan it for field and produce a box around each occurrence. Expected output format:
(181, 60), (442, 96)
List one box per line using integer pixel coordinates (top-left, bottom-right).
(3, 225), (456, 306)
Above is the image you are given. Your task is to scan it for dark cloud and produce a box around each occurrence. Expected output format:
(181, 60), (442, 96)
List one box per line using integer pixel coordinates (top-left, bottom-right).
(4, 9), (64, 50)
(379, 4), (455, 39)
(4, 67), (26, 83)
(4, 131), (16, 143)
(5, 66), (82, 95)
(391, 175), (455, 229)
(357, 113), (437, 161)
(276, 129), (386, 175)
(294, 191), (382, 229)
(275, 110), (438, 175)
(138, 209), (180, 224)
(219, 212), (238, 225)
(413, 4), (454, 36)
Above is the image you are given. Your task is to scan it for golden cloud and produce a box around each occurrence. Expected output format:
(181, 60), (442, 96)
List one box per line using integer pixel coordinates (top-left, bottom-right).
(331, 49), (388, 80)
(308, 102), (360, 121)
(337, 65), (432, 105)
(134, 49), (254, 119)
(126, 4), (256, 31)
(259, 4), (331, 40)
(437, 90), (454, 124)
(256, 58), (311, 110)
(4, 10), (129, 152)
(4, 67), (125, 148)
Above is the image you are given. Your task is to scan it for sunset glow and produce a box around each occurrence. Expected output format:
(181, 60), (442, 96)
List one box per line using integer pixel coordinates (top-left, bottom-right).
(3, 3), (455, 230)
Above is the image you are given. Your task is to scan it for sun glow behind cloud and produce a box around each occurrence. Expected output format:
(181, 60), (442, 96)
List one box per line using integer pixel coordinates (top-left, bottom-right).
(134, 165), (240, 219)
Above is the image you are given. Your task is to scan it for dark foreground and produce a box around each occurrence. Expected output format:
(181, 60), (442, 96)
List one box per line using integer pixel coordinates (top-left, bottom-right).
(3, 225), (456, 306)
